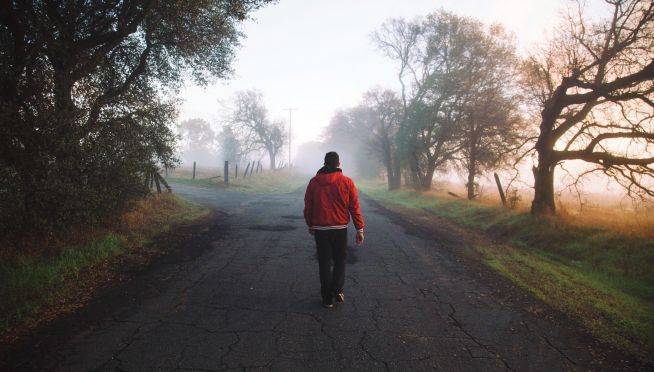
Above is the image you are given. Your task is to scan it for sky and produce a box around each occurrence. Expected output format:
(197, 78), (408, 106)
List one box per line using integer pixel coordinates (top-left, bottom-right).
(178, 0), (604, 165)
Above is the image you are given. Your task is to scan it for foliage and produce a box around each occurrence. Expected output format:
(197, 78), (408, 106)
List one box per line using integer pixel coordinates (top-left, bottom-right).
(322, 105), (381, 179)
(362, 88), (404, 188)
(370, 11), (522, 191)
(524, 0), (654, 215)
(219, 125), (243, 165)
(177, 118), (217, 165)
(0, 0), (272, 241)
(452, 23), (524, 200)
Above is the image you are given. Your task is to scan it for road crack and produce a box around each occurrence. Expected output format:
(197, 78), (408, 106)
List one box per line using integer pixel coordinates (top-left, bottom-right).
(447, 303), (516, 372)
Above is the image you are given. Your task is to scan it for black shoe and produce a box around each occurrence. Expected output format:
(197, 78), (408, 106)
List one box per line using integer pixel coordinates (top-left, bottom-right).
(322, 297), (334, 308)
(335, 292), (345, 303)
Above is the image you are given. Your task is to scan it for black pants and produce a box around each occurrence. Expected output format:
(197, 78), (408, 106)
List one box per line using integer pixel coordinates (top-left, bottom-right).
(314, 229), (347, 300)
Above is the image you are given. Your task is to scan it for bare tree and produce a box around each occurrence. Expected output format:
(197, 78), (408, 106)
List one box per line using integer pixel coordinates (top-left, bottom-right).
(229, 90), (286, 170)
(524, 0), (654, 215)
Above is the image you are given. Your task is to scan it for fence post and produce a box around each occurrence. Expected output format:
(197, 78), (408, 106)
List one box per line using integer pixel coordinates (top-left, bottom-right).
(244, 162), (251, 177)
(494, 173), (507, 207)
(249, 162), (255, 177)
(157, 173), (172, 193)
(224, 161), (229, 185)
(192, 161), (196, 180)
(257, 160), (261, 173)
(235, 164), (238, 179)
(154, 172), (162, 193)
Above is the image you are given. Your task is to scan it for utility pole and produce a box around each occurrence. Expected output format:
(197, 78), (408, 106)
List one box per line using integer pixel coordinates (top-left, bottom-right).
(283, 108), (297, 171)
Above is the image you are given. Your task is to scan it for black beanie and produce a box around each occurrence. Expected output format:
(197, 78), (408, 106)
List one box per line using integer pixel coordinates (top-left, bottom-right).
(324, 151), (339, 167)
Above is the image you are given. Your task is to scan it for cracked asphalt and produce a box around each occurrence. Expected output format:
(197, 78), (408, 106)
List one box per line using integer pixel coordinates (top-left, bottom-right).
(5, 183), (645, 371)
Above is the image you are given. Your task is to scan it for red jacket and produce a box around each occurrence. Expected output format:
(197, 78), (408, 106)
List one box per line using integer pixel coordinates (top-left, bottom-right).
(304, 167), (364, 232)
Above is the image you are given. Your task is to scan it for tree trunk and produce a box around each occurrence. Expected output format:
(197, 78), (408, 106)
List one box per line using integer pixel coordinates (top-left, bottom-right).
(532, 101), (559, 216)
(531, 158), (556, 215)
(467, 165), (476, 200)
(419, 166), (435, 190)
(389, 159), (402, 190)
(467, 147), (477, 200)
(407, 152), (421, 190)
(383, 145), (401, 191)
(268, 152), (276, 170)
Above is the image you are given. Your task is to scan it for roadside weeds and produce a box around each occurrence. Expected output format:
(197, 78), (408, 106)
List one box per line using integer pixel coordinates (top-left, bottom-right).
(0, 193), (210, 345)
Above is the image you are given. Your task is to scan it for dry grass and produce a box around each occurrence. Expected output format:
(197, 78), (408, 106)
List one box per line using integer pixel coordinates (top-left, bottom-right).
(119, 193), (208, 238)
(556, 206), (654, 238)
(167, 165), (309, 194)
(409, 180), (654, 238)
(166, 165), (225, 180)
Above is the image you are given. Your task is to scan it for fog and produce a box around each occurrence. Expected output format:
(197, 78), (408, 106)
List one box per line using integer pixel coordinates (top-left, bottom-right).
(174, 0), (652, 209)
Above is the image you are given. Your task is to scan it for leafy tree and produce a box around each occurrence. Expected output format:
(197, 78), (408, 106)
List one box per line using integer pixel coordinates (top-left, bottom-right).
(523, 0), (654, 215)
(376, 12), (504, 190)
(0, 1), (272, 238)
(361, 88), (403, 190)
(178, 118), (217, 165)
(374, 12), (524, 193)
(229, 90), (286, 169)
(453, 24), (523, 200)
(219, 125), (243, 166)
(323, 106), (380, 179)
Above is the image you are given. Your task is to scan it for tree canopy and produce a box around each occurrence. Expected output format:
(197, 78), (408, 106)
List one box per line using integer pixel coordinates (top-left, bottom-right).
(0, 0), (273, 240)
(367, 10), (522, 192)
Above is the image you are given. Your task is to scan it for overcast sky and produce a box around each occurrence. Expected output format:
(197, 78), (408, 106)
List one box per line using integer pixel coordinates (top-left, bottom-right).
(178, 0), (604, 163)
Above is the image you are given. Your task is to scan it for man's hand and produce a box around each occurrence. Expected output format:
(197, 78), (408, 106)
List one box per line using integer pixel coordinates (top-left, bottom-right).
(356, 231), (364, 246)
(308, 228), (315, 235)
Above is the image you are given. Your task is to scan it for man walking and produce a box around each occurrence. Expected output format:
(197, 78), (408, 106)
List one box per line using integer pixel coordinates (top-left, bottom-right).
(304, 151), (364, 308)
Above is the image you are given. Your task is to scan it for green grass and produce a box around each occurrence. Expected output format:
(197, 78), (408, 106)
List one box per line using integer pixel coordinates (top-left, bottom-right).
(0, 193), (209, 335)
(361, 184), (654, 360)
(0, 235), (125, 331)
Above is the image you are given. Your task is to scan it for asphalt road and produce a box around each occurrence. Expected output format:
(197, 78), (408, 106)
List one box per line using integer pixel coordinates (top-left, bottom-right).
(5, 183), (643, 371)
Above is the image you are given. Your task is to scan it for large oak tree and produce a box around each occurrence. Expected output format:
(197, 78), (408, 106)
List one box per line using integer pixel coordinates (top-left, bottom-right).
(525, 0), (654, 215)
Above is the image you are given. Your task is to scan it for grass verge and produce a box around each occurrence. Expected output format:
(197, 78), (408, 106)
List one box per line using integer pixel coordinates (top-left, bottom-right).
(361, 184), (654, 361)
(0, 193), (209, 338)
(168, 170), (309, 194)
